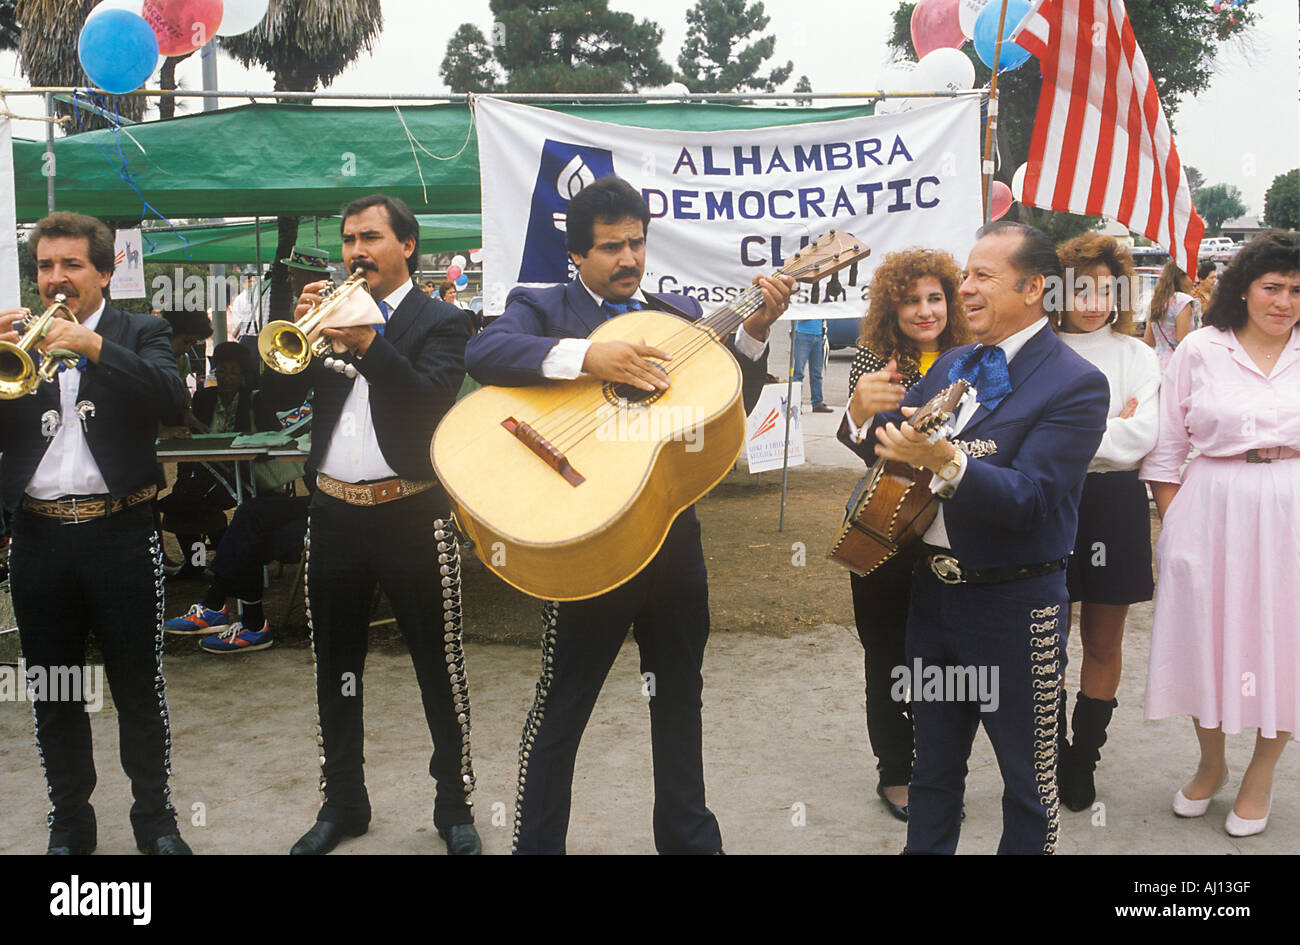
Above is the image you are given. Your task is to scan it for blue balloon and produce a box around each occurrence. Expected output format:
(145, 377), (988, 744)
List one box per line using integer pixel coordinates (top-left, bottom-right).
(78, 9), (159, 96)
(973, 0), (1033, 73)
(455, 273), (469, 288)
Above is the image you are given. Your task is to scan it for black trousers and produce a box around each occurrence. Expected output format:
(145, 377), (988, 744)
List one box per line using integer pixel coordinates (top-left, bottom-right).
(10, 503), (177, 847)
(512, 509), (722, 854)
(304, 490), (474, 831)
(211, 494), (309, 601)
(903, 566), (1066, 855)
(850, 549), (917, 789)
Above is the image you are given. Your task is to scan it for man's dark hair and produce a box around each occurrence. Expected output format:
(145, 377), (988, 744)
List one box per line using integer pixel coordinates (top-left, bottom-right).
(976, 220), (1063, 309)
(566, 176), (651, 256)
(164, 309), (214, 340)
(211, 340), (251, 374)
(340, 194), (421, 276)
(1197, 259), (1216, 280)
(30, 211), (115, 274)
(1203, 229), (1300, 332)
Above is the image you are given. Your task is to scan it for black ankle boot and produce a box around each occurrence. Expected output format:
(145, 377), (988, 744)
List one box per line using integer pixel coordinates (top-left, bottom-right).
(1059, 692), (1117, 811)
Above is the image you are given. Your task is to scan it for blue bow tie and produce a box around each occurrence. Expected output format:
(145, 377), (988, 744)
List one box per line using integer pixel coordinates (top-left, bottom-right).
(602, 298), (644, 318)
(948, 344), (1013, 411)
(374, 299), (390, 337)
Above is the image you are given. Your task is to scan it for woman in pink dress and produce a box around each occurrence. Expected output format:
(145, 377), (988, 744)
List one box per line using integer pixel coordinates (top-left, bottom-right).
(1140, 230), (1300, 838)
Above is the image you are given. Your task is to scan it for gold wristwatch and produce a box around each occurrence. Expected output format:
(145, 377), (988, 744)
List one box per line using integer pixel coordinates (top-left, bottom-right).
(935, 451), (963, 498)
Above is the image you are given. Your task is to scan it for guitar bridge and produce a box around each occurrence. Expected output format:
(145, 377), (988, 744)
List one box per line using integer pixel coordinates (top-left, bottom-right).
(502, 417), (586, 487)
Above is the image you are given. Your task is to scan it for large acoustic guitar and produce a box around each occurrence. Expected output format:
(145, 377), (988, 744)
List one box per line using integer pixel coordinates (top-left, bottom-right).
(432, 231), (868, 601)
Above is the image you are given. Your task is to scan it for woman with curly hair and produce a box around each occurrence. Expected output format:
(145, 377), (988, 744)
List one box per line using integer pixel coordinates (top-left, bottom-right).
(1140, 230), (1299, 838)
(1051, 233), (1161, 812)
(836, 247), (973, 822)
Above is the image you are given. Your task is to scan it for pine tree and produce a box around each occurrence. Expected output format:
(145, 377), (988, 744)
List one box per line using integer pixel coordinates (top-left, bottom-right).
(676, 0), (794, 94)
(456, 0), (671, 94)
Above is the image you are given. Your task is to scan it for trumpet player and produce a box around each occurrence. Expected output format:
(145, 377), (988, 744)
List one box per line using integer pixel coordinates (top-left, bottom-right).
(278, 195), (480, 856)
(0, 212), (189, 855)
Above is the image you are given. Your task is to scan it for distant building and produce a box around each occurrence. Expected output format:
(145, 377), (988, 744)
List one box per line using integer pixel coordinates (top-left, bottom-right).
(1221, 215), (1266, 243)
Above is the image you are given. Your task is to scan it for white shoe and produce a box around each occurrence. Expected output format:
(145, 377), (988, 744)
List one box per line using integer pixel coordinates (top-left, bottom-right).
(1172, 771), (1228, 818)
(1225, 796), (1271, 837)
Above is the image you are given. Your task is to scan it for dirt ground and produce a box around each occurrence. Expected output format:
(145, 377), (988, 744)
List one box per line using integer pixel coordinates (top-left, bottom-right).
(2, 462), (1296, 855)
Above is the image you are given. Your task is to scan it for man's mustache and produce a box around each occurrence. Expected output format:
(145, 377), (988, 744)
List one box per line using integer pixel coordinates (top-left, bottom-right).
(352, 259), (378, 272)
(613, 268), (640, 281)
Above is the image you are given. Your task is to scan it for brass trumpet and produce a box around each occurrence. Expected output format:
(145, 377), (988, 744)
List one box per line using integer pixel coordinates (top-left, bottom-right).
(258, 269), (378, 374)
(0, 295), (80, 399)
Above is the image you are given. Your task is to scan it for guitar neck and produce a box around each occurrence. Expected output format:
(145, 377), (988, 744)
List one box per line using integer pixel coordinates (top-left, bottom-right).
(697, 273), (786, 339)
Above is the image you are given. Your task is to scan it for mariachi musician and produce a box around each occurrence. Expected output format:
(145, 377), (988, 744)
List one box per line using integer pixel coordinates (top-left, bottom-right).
(0, 212), (189, 855)
(466, 176), (794, 854)
(275, 194), (480, 855)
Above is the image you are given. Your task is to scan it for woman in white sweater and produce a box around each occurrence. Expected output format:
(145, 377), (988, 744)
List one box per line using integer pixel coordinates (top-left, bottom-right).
(1052, 234), (1161, 812)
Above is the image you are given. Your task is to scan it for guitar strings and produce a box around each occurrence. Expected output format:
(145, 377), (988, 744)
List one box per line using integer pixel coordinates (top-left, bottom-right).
(514, 250), (851, 456)
(540, 258), (831, 454)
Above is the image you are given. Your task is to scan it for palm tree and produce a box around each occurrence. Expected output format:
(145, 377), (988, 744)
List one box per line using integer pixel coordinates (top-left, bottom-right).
(15, 0), (148, 128)
(221, 0), (384, 321)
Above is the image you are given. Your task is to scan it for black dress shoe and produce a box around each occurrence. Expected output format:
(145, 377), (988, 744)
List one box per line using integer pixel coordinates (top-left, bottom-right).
(290, 820), (367, 855)
(138, 834), (192, 855)
(47, 840), (96, 855)
(876, 783), (909, 823)
(438, 823), (481, 856)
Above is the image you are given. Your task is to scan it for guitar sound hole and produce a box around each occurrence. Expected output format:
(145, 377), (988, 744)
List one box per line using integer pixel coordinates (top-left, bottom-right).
(602, 361), (668, 406)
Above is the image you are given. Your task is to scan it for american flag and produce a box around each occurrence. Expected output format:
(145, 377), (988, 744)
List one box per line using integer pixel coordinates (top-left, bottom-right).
(1010, 0), (1206, 274)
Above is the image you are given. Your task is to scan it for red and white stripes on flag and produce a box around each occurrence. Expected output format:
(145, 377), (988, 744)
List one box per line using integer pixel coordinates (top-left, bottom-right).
(1010, 0), (1205, 274)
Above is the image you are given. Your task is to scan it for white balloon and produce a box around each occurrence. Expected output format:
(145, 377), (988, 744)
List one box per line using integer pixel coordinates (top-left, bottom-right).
(915, 47), (976, 93)
(875, 60), (920, 114)
(216, 0), (270, 36)
(451, 254), (467, 269)
(1011, 162), (1029, 202)
(660, 81), (691, 97)
(87, 0), (145, 18)
(958, 0), (992, 40)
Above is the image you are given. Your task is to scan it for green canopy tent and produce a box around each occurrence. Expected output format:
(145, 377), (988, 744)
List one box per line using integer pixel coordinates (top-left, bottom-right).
(11, 101), (876, 222)
(140, 213), (483, 264)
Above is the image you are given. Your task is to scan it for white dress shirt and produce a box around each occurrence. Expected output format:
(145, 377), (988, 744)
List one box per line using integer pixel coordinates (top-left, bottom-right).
(538, 277), (768, 379)
(26, 302), (112, 500)
(317, 280), (410, 484)
(924, 317), (1050, 549)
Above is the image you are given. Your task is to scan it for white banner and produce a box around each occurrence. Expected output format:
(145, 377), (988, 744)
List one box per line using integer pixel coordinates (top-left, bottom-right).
(477, 97), (984, 321)
(0, 119), (19, 309)
(746, 382), (804, 473)
(110, 227), (147, 299)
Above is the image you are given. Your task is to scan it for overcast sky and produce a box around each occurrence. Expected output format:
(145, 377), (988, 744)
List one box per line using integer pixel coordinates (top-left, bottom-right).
(3, 0), (1296, 218)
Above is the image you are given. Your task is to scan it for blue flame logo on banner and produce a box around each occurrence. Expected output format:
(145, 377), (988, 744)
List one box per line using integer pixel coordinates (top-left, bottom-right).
(518, 139), (618, 283)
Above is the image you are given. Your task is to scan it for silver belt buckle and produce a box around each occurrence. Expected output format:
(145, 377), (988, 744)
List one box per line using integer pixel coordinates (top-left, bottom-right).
(929, 553), (964, 584)
(57, 496), (83, 525)
(1245, 449), (1271, 464)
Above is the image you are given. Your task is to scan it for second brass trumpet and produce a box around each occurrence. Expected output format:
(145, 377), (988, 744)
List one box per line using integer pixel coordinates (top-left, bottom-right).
(257, 269), (380, 375)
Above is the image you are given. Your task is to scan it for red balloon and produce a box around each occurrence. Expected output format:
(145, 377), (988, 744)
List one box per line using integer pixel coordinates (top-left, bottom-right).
(143, 0), (223, 57)
(446, 264), (463, 282)
(990, 180), (1014, 220)
(911, 0), (966, 59)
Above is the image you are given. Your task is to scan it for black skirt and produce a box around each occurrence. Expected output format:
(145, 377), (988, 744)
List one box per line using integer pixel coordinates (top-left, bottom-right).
(1066, 468), (1155, 605)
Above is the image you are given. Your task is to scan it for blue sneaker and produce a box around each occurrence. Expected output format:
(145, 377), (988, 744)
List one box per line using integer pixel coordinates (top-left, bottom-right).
(200, 621), (272, 654)
(165, 604), (228, 636)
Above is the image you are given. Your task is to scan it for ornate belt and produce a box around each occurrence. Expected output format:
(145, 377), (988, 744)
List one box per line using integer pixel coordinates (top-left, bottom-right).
(22, 485), (157, 524)
(922, 545), (1068, 586)
(1237, 447), (1299, 464)
(317, 472), (434, 507)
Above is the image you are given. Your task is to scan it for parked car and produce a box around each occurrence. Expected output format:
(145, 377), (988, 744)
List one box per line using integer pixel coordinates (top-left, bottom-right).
(1131, 266), (1162, 337)
(827, 316), (860, 350)
(1199, 237), (1235, 258)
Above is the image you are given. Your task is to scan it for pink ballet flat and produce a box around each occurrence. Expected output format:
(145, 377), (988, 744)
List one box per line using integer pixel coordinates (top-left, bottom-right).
(1225, 795), (1271, 837)
(1172, 771), (1228, 818)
